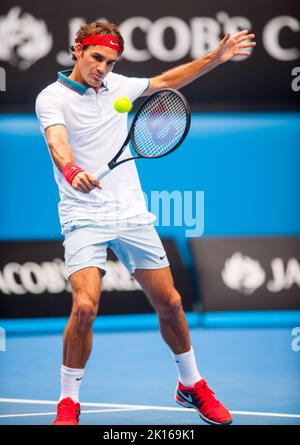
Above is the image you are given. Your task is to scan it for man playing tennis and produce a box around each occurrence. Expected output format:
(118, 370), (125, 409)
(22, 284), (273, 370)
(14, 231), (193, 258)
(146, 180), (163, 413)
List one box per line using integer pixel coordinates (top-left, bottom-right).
(35, 21), (255, 426)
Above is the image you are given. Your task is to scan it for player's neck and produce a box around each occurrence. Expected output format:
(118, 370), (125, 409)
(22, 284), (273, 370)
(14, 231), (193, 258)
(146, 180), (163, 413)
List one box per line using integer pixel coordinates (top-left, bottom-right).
(69, 66), (101, 93)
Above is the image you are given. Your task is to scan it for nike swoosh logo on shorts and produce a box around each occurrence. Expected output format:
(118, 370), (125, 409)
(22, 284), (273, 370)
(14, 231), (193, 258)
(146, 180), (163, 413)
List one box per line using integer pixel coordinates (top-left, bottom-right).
(177, 389), (193, 403)
(160, 255), (166, 260)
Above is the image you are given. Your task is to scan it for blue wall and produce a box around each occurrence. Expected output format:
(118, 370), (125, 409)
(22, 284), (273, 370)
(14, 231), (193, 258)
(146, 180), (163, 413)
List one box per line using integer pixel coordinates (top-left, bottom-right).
(1, 113), (300, 265)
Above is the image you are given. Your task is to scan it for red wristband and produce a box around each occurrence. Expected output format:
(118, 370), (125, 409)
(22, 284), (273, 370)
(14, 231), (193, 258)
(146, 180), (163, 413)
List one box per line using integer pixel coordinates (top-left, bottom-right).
(62, 162), (84, 185)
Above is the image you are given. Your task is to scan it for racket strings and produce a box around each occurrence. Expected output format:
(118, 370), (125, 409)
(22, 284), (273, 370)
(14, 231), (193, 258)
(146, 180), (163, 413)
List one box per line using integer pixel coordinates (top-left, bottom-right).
(132, 91), (188, 157)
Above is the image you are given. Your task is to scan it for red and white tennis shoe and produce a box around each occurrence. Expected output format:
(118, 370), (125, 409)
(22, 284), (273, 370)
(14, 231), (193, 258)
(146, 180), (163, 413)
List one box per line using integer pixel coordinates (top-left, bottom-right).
(175, 379), (232, 425)
(53, 397), (80, 425)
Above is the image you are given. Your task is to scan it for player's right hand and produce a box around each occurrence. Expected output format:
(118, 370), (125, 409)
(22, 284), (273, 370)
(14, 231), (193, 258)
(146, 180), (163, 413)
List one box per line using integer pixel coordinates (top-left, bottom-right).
(72, 171), (102, 193)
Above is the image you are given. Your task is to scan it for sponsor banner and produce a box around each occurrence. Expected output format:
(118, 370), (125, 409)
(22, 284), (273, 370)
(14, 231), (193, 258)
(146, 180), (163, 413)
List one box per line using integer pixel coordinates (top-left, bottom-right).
(0, 239), (194, 318)
(189, 237), (300, 312)
(0, 0), (299, 109)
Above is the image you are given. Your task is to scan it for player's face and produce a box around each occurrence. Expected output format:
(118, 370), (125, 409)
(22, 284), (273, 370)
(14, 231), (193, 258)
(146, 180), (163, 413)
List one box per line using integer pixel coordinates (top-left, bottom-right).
(76, 45), (118, 88)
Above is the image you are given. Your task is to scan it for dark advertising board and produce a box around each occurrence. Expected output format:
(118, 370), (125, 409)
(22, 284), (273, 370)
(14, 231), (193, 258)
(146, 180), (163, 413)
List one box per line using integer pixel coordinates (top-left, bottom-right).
(0, 238), (195, 318)
(189, 237), (300, 312)
(0, 0), (299, 110)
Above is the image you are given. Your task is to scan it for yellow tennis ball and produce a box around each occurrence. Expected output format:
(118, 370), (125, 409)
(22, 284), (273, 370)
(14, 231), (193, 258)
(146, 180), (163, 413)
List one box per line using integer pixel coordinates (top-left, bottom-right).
(114, 97), (132, 113)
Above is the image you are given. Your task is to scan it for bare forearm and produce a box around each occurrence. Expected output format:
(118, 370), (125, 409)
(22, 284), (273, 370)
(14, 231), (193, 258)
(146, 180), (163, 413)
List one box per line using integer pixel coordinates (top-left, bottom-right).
(147, 30), (256, 94)
(45, 126), (74, 171)
(48, 141), (74, 171)
(45, 126), (100, 193)
(157, 51), (219, 90)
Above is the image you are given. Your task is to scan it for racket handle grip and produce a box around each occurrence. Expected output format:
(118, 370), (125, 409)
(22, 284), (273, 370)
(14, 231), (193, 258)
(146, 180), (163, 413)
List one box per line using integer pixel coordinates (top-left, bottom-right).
(94, 164), (112, 180)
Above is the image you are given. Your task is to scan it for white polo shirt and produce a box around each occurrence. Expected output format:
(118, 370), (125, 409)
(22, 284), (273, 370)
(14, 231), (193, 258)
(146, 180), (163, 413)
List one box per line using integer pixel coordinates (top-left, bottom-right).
(35, 69), (155, 225)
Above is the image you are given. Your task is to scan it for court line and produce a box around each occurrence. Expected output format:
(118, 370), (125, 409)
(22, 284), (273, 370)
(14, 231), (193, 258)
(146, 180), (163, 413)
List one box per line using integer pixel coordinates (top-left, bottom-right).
(230, 410), (300, 419)
(0, 398), (183, 410)
(0, 408), (141, 419)
(0, 398), (300, 419)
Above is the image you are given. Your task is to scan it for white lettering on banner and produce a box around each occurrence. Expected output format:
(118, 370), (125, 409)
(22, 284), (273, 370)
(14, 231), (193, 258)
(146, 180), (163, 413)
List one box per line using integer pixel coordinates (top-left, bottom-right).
(190, 13), (254, 61)
(53, 13), (300, 66)
(19, 262), (46, 294)
(2, 263), (26, 295)
(0, 6), (52, 70)
(56, 17), (85, 66)
(0, 270), (10, 294)
(190, 18), (221, 57)
(40, 260), (68, 293)
(267, 258), (300, 292)
(0, 260), (67, 295)
(0, 67), (5, 91)
(222, 253), (300, 295)
(222, 252), (266, 295)
(262, 16), (300, 61)
(0, 259), (140, 295)
(120, 17), (152, 62)
(147, 17), (191, 62)
(0, 8), (299, 68)
(216, 11), (252, 35)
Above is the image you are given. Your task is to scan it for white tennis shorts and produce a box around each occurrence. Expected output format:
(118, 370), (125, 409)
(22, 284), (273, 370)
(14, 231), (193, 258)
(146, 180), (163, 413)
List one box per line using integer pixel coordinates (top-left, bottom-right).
(62, 218), (169, 278)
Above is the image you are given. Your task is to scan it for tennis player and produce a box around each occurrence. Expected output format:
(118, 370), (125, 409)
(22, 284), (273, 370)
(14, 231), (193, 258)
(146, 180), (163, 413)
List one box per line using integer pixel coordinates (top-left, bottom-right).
(35, 21), (255, 426)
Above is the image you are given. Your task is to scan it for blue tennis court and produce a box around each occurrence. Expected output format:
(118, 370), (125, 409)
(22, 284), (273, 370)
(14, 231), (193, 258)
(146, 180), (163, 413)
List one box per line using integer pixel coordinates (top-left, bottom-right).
(1, 319), (299, 425)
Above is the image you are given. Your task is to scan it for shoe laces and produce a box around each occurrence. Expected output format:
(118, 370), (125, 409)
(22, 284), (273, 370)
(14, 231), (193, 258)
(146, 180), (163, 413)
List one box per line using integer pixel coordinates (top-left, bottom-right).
(193, 380), (221, 408)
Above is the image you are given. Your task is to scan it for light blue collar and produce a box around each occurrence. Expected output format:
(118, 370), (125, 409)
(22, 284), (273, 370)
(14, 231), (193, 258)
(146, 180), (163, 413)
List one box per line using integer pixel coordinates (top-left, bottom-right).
(57, 69), (109, 94)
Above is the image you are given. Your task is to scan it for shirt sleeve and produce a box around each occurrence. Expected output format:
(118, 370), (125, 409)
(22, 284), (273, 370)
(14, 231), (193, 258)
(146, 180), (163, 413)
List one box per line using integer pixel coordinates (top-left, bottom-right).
(122, 77), (150, 102)
(35, 90), (66, 133)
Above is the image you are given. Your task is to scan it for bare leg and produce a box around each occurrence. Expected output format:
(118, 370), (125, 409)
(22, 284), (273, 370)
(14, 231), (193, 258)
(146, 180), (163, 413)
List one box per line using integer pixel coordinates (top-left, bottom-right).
(63, 267), (101, 368)
(133, 267), (191, 354)
(133, 267), (233, 426)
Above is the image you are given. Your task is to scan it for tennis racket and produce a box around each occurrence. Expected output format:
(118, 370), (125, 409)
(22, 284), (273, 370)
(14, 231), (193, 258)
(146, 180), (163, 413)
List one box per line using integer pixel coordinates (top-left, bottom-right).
(94, 88), (191, 180)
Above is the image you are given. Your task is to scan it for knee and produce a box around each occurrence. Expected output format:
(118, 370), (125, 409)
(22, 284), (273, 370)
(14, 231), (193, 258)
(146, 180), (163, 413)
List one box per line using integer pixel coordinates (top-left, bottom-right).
(155, 289), (183, 319)
(79, 302), (98, 326)
(72, 298), (98, 329)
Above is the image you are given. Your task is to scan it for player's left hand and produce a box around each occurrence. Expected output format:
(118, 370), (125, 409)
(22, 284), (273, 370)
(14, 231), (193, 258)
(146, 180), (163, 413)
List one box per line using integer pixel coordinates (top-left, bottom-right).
(214, 30), (256, 64)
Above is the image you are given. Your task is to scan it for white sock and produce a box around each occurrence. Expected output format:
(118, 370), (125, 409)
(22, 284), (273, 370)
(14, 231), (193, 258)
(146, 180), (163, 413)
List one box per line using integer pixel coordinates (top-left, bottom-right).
(59, 365), (85, 403)
(172, 347), (202, 387)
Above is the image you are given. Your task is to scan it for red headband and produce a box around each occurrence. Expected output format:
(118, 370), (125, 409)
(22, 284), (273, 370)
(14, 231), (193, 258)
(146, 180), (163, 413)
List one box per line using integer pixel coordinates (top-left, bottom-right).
(75, 34), (122, 54)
